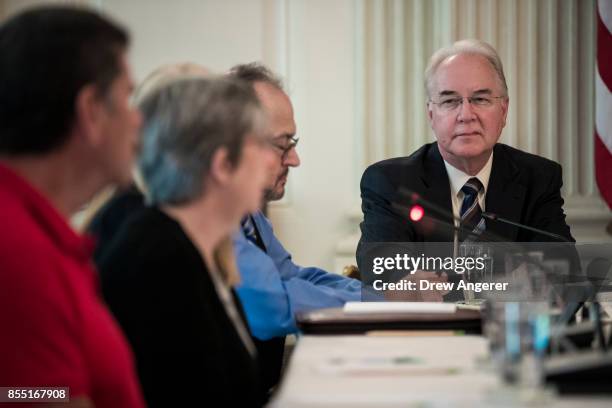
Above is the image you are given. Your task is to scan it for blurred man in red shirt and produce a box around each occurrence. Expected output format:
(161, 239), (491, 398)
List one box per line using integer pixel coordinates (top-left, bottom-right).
(0, 6), (145, 408)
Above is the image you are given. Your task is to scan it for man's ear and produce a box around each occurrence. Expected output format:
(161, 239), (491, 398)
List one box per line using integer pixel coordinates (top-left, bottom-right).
(209, 146), (233, 186)
(74, 84), (106, 146)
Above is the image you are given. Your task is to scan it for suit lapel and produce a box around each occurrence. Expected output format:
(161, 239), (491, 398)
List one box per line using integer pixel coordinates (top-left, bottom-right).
(420, 143), (454, 240)
(485, 144), (526, 241)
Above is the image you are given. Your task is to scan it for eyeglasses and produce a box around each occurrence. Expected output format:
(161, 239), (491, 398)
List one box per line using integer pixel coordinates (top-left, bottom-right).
(268, 134), (299, 160)
(429, 95), (506, 112)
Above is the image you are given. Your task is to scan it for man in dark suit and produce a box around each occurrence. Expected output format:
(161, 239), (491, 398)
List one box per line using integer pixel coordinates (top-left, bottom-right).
(357, 39), (574, 286)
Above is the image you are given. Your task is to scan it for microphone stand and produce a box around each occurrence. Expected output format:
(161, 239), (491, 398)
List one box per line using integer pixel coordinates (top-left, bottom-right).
(481, 212), (571, 243)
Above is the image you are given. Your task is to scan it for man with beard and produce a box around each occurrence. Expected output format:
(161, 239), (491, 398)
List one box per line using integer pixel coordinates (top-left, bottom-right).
(229, 63), (363, 390)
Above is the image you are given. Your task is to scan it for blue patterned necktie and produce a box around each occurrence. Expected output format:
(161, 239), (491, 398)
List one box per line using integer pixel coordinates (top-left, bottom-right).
(241, 215), (259, 245)
(459, 177), (485, 241)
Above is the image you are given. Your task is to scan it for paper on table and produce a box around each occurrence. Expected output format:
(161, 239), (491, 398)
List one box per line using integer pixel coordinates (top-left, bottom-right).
(343, 301), (457, 314)
(315, 354), (461, 376)
(456, 303), (484, 311)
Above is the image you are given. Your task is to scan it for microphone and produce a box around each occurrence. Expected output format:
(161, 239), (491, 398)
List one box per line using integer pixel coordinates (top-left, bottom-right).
(398, 188), (571, 243)
(481, 212), (571, 243)
(396, 188), (504, 242)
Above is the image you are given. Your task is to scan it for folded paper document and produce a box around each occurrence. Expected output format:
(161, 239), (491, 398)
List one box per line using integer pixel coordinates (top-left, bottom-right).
(343, 302), (457, 314)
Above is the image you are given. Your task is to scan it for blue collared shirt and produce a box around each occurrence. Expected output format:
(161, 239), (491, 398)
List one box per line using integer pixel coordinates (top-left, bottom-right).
(234, 211), (363, 340)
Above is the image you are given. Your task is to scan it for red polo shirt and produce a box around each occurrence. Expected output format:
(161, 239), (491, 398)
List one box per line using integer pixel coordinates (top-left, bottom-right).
(0, 163), (146, 408)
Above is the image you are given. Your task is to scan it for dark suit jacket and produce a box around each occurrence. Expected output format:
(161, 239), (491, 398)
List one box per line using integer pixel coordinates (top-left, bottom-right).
(88, 185), (145, 265)
(357, 142), (575, 284)
(98, 208), (264, 407)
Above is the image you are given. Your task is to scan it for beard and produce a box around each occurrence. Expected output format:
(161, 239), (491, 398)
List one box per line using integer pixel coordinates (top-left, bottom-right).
(264, 168), (289, 202)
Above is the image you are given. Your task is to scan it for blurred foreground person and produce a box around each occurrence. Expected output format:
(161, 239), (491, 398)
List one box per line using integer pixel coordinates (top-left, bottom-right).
(0, 7), (145, 407)
(97, 77), (274, 407)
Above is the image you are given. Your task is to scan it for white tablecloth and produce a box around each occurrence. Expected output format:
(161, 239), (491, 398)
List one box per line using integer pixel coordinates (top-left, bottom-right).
(270, 334), (612, 408)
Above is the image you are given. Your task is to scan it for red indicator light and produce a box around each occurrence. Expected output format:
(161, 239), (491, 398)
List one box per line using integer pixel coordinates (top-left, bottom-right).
(409, 205), (424, 222)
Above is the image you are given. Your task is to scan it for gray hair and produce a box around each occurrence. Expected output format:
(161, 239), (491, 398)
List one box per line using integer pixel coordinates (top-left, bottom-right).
(228, 62), (284, 90)
(137, 77), (265, 205)
(132, 62), (210, 193)
(132, 62), (210, 106)
(424, 39), (508, 98)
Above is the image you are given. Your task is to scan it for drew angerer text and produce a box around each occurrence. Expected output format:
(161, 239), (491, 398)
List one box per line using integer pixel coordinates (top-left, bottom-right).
(372, 279), (509, 292)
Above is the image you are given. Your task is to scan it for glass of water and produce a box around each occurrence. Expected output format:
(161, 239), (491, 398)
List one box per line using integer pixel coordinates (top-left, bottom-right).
(459, 242), (494, 304)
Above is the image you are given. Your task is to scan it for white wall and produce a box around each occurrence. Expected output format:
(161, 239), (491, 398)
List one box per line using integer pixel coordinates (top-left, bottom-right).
(106, 0), (358, 272)
(102, 0), (356, 272)
(268, 0), (357, 271)
(0, 0), (358, 272)
(99, 0), (266, 81)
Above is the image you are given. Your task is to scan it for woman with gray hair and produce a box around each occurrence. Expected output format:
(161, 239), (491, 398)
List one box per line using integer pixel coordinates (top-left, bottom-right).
(97, 76), (274, 407)
(84, 62), (210, 262)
